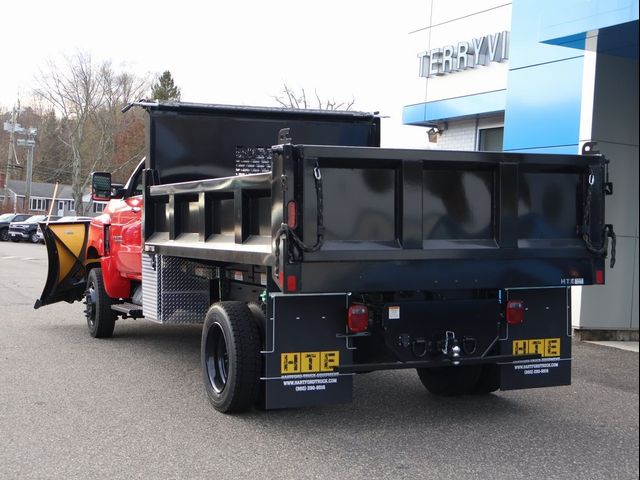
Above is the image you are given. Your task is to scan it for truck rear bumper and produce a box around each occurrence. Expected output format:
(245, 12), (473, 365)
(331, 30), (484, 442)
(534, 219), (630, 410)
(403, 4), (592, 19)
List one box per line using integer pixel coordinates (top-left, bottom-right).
(339, 353), (541, 373)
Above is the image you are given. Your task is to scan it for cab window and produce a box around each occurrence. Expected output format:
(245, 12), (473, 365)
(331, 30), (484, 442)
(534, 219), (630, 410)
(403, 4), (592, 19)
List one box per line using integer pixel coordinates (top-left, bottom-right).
(125, 160), (145, 197)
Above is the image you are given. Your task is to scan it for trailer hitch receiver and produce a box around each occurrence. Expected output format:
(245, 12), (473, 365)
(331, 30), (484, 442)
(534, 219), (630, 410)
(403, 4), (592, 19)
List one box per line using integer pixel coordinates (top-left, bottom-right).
(442, 331), (461, 365)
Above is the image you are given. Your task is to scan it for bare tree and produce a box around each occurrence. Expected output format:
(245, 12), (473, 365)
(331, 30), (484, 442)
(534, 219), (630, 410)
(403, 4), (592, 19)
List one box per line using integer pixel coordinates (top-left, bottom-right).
(273, 83), (355, 111)
(33, 52), (149, 213)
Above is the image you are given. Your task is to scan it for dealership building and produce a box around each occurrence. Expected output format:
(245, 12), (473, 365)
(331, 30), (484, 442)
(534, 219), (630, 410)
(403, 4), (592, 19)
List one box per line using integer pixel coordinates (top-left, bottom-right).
(403, 0), (638, 338)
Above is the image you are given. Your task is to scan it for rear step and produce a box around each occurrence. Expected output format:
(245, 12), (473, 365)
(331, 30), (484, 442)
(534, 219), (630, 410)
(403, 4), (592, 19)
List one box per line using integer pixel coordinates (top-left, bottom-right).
(111, 302), (144, 319)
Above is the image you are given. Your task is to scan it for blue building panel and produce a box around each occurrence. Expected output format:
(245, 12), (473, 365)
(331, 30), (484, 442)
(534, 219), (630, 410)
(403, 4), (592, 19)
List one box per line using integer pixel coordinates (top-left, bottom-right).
(503, 56), (584, 151)
(508, 0), (585, 70)
(402, 90), (506, 125)
(540, 0), (639, 45)
(402, 103), (427, 125)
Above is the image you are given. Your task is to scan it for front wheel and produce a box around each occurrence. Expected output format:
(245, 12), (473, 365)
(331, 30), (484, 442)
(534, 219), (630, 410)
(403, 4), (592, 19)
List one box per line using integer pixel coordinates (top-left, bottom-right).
(85, 268), (116, 338)
(201, 302), (262, 413)
(0, 228), (8, 241)
(417, 365), (482, 396)
(30, 232), (39, 243)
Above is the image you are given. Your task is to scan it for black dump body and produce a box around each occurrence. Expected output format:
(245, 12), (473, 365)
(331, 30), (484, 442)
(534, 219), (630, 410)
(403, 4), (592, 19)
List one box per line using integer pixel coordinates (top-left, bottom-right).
(140, 102), (610, 292)
(131, 101), (615, 408)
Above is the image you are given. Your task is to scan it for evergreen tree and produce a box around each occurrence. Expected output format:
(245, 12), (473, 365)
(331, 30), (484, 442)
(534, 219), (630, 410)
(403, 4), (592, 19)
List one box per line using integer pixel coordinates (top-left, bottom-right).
(150, 71), (181, 101)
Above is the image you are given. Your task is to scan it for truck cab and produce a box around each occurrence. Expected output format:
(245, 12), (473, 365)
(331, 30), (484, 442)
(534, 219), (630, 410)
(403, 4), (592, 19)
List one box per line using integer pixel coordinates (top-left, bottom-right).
(87, 160), (145, 298)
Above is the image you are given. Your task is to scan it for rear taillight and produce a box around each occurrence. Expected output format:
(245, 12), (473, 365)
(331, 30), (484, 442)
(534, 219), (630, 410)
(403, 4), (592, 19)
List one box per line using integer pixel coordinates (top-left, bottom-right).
(595, 269), (604, 284)
(286, 275), (297, 293)
(287, 201), (297, 229)
(348, 305), (369, 333)
(506, 300), (525, 325)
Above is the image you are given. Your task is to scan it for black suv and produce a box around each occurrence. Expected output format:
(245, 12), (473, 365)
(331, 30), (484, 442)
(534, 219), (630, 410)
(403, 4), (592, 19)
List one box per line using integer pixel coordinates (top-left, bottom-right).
(0, 213), (32, 241)
(9, 215), (60, 243)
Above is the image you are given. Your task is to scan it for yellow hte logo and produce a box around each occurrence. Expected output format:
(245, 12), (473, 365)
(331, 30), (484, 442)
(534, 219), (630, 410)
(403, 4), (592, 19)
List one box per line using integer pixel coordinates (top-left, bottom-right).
(280, 351), (339, 374)
(512, 338), (561, 357)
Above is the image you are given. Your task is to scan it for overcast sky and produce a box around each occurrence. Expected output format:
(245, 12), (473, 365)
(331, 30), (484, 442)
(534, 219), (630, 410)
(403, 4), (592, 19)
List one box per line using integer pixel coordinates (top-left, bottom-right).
(2, 0), (429, 147)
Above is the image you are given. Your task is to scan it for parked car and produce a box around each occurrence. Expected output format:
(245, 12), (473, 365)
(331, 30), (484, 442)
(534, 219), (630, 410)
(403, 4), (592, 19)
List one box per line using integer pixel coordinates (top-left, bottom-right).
(0, 213), (33, 241)
(35, 216), (92, 243)
(9, 215), (60, 243)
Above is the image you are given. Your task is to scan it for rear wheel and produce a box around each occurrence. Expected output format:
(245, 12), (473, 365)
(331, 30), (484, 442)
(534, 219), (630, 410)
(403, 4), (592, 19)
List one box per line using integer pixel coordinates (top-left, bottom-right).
(0, 228), (8, 241)
(85, 268), (116, 338)
(417, 365), (482, 396)
(472, 364), (501, 394)
(201, 302), (262, 413)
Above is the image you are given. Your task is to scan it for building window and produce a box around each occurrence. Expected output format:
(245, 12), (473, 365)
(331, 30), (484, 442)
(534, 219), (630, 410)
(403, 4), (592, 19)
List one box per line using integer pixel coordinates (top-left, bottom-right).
(478, 127), (504, 151)
(68, 200), (75, 212)
(92, 202), (106, 213)
(30, 198), (50, 211)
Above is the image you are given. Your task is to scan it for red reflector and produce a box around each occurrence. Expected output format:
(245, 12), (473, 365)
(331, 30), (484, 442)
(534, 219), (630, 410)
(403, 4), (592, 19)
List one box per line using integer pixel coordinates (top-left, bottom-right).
(348, 305), (369, 333)
(287, 201), (297, 229)
(286, 275), (297, 292)
(506, 300), (525, 325)
(278, 271), (284, 288)
(595, 269), (604, 284)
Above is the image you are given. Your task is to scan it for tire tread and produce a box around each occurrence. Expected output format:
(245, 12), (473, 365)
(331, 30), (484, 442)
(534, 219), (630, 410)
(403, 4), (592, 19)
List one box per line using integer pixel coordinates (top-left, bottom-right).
(87, 268), (116, 338)
(202, 301), (262, 413)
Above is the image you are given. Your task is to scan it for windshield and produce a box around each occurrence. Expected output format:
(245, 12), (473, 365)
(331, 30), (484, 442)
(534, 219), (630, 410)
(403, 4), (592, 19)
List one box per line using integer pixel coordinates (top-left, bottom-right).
(25, 215), (46, 223)
(0, 213), (14, 221)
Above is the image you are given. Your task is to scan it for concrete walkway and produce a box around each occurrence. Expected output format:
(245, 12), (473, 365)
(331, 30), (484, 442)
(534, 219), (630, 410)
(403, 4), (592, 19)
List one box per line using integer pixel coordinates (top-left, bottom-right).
(585, 341), (640, 352)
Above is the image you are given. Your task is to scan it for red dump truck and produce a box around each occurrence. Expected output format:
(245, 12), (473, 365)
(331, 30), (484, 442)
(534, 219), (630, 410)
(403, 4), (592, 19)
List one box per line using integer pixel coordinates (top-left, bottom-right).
(36, 101), (615, 412)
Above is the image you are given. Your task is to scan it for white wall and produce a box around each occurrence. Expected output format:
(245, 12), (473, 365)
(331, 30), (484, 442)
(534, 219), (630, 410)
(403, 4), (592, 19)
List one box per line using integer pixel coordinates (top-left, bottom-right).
(575, 49), (639, 335)
(406, 0), (512, 106)
(434, 114), (504, 150)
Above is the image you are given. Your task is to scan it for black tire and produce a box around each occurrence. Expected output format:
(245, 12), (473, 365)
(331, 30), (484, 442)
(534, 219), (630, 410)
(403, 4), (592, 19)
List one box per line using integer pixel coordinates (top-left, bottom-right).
(247, 302), (266, 346)
(10, 237), (20, 242)
(247, 302), (268, 410)
(0, 228), (8, 242)
(29, 232), (39, 244)
(201, 301), (262, 413)
(85, 268), (116, 338)
(472, 364), (501, 394)
(417, 365), (482, 396)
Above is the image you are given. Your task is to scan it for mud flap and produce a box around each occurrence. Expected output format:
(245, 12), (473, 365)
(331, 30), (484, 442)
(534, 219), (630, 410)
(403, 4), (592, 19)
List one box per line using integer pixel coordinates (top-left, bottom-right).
(262, 294), (353, 409)
(499, 288), (572, 390)
(34, 221), (93, 309)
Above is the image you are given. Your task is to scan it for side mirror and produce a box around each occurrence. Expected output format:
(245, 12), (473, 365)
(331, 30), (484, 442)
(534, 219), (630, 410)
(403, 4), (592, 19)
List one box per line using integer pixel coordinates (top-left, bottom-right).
(91, 172), (112, 201)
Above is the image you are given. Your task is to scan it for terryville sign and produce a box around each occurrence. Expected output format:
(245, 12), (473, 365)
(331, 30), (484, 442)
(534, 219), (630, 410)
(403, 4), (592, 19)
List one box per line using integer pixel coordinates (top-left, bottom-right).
(418, 31), (510, 78)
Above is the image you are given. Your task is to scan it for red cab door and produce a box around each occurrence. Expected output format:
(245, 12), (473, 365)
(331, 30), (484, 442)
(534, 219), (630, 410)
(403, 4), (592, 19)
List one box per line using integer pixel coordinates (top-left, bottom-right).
(110, 167), (143, 279)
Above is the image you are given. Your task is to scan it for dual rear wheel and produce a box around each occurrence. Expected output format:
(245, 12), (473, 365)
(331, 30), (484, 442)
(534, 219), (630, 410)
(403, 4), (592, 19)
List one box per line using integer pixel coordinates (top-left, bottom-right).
(201, 302), (262, 413)
(416, 364), (500, 396)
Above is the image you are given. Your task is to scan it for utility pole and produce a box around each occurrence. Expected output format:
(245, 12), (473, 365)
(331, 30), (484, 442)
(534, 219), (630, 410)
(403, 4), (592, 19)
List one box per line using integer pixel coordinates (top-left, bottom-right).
(17, 129), (36, 212)
(3, 105), (21, 211)
(4, 101), (36, 213)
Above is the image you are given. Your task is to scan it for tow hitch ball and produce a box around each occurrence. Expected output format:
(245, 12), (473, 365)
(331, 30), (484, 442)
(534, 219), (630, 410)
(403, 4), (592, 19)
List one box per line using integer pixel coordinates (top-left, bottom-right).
(443, 331), (461, 365)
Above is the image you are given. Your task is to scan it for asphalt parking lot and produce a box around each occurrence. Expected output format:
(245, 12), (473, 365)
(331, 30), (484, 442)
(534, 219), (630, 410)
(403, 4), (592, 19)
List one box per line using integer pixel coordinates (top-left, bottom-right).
(0, 240), (638, 480)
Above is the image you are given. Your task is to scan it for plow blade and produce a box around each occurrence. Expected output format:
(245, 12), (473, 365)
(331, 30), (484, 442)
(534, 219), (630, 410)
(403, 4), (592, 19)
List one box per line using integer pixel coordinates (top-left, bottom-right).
(34, 221), (94, 309)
